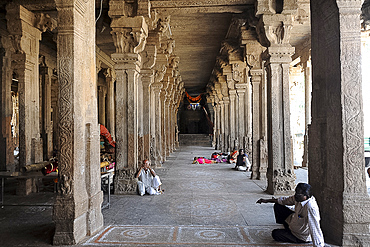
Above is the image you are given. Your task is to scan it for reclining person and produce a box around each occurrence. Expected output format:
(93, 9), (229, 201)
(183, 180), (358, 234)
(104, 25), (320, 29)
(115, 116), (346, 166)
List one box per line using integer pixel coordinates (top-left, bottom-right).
(136, 160), (163, 196)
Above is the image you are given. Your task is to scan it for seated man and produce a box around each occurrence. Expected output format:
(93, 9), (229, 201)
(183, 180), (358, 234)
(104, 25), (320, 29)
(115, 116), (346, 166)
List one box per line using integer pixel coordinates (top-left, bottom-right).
(256, 183), (325, 247)
(136, 160), (163, 196)
(234, 149), (251, 171)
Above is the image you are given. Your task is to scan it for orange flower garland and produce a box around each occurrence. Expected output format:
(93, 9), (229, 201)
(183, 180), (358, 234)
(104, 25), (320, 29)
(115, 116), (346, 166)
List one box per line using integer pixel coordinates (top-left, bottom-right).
(185, 91), (202, 103)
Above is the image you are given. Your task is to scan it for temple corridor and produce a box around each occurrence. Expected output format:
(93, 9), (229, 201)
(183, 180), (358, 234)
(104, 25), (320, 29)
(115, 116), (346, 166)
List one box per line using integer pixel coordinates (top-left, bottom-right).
(3, 145), (370, 246)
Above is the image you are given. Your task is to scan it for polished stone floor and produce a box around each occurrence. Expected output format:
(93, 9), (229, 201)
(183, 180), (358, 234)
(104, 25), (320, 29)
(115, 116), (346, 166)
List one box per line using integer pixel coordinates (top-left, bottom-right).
(1, 146), (364, 246)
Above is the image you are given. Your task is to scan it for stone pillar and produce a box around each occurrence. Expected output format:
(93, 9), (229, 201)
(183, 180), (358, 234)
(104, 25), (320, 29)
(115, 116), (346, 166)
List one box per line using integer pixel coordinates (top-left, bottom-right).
(219, 100), (225, 151)
(137, 75), (144, 163)
(141, 70), (154, 160)
(250, 69), (263, 179)
(228, 90), (236, 149)
(264, 44), (296, 195)
(98, 86), (106, 126)
(110, 15), (148, 194)
(53, 0), (103, 244)
(301, 57), (311, 167)
(0, 36), (14, 171)
(6, 4), (43, 168)
(152, 83), (163, 166)
(104, 68), (115, 140)
(223, 97), (230, 151)
(310, 0), (370, 245)
(235, 84), (246, 152)
(39, 60), (53, 160)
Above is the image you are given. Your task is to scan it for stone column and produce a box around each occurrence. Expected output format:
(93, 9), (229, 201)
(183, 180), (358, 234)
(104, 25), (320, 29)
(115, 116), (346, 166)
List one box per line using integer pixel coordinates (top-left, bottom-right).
(98, 86), (106, 126)
(235, 84), (246, 151)
(6, 4), (43, 168)
(219, 100), (225, 151)
(104, 68), (116, 139)
(250, 69), (263, 179)
(0, 36), (15, 171)
(228, 90), (236, 149)
(53, 0), (103, 244)
(264, 44), (296, 195)
(110, 15), (148, 194)
(310, 0), (370, 245)
(141, 69), (154, 160)
(151, 82), (163, 166)
(39, 59), (53, 160)
(301, 56), (311, 167)
(223, 97), (230, 151)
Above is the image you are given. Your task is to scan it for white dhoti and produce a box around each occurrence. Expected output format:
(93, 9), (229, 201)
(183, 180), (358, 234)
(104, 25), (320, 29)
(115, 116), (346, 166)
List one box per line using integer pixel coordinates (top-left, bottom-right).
(137, 170), (162, 196)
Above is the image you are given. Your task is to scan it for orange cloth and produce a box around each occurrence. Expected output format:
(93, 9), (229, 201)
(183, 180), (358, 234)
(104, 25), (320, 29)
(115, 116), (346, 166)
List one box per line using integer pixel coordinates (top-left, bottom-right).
(100, 124), (116, 147)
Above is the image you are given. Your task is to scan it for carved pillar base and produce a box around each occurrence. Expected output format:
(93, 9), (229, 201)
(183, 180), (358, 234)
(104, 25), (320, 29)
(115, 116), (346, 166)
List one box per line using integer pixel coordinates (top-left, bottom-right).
(114, 168), (138, 195)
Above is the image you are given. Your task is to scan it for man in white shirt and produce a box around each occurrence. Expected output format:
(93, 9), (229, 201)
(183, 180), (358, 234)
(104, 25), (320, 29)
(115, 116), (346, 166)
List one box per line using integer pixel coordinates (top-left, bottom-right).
(256, 183), (325, 247)
(136, 160), (163, 196)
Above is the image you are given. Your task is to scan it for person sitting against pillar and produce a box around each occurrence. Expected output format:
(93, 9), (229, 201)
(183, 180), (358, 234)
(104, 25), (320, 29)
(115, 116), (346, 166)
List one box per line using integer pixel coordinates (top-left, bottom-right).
(136, 159), (163, 196)
(256, 183), (326, 247)
(234, 149), (251, 171)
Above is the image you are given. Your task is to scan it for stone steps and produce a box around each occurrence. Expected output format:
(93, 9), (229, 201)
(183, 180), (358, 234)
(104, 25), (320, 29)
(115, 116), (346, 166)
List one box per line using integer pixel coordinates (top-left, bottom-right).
(179, 134), (212, 146)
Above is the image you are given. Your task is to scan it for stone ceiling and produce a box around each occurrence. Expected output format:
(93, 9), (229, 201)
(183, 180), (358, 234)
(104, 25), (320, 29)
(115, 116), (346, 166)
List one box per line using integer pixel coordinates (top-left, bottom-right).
(0, 0), (313, 95)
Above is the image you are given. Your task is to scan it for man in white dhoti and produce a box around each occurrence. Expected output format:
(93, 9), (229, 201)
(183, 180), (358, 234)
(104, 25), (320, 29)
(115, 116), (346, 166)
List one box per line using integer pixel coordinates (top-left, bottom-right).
(136, 160), (163, 196)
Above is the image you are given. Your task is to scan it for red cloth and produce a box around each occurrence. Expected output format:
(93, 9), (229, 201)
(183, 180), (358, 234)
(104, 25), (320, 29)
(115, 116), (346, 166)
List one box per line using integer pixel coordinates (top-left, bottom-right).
(197, 157), (213, 164)
(100, 124), (115, 147)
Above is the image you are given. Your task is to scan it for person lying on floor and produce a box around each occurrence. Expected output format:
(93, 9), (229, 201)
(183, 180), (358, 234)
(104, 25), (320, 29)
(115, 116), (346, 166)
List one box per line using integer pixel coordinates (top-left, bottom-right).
(136, 159), (163, 196)
(256, 183), (325, 247)
(193, 157), (216, 164)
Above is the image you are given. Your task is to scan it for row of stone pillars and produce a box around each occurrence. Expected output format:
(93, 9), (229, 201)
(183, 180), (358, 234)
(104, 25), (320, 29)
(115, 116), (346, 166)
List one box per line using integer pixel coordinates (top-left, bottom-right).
(108, 2), (185, 194)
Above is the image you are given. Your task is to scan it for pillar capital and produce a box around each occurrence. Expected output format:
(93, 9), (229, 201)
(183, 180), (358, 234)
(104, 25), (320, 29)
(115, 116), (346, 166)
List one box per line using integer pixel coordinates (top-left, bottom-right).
(111, 16), (148, 54)
(257, 14), (294, 47)
(263, 45), (295, 64)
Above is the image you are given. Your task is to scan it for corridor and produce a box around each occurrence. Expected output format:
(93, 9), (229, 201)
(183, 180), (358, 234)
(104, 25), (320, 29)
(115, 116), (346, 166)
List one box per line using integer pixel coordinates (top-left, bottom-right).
(85, 146), (313, 246)
(1, 145), (340, 247)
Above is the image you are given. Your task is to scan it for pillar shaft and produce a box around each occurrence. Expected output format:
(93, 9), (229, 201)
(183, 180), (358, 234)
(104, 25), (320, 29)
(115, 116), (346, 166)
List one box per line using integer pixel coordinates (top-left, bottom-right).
(265, 45), (296, 195)
(0, 38), (14, 171)
(152, 83), (163, 165)
(53, 0), (103, 244)
(141, 70), (154, 161)
(105, 70), (115, 140)
(112, 53), (140, 193)
(251, 70), (262, 179)
(6, 4), (43, 167)
(310, 0), (370, 245)
(39, 65), (53, 160)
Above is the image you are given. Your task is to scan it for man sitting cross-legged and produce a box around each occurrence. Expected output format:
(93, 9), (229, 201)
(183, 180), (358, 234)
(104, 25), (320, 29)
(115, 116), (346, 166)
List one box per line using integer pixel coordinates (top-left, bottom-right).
(136, 160), (163, 196)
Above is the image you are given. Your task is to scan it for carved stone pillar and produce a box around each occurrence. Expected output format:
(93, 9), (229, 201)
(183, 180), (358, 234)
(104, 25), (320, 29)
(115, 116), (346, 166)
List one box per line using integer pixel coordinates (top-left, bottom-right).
(53, 0), (103, 244)
(235, 84), (246, 152)
(141, 69), (154, 161)
(310, 0), (370, 245)
(110, 15), (148, 194)
(219, 100), (225, 151)
(301, 56), (311, 167)
(6, 4), (43, 168)
(104, 68), (116, 140)
(0, 36), (15, 171)
(250, 69), (263, 179)
(223, 97), (230, 151)
(228, 90), (236, 149)
(160, 85), (167, 160)
(152, 83), (163, 166)
(264, 44), (296, 195)
(39, 60), (53, 160)
(98, 86), (107, 126)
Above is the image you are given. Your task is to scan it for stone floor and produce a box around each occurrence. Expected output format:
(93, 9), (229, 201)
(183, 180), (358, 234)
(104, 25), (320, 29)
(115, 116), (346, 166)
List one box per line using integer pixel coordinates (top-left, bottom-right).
(1, 146), (368, 246)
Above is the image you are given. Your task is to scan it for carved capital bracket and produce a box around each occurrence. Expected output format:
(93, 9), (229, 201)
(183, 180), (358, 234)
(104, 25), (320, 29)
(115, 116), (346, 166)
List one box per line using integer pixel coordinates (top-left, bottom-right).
(35, 13), (57, 32)
(256, 14), (294, 47)
(111, 16), (148, 54)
